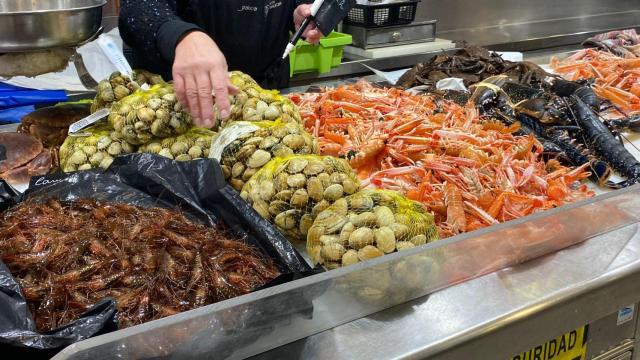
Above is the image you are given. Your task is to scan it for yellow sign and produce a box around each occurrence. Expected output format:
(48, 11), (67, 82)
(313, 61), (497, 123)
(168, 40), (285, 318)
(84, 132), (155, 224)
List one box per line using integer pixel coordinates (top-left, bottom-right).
(510, 326), (588, 360)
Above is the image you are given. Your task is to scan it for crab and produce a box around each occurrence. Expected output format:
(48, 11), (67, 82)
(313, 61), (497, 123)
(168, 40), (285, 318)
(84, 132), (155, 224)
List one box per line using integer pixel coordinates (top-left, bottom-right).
(0, 133), (52, 186)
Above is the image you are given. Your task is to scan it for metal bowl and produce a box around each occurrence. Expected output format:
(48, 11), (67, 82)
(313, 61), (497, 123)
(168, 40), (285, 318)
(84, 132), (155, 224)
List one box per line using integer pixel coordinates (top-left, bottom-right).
(0, 0), (106, 52)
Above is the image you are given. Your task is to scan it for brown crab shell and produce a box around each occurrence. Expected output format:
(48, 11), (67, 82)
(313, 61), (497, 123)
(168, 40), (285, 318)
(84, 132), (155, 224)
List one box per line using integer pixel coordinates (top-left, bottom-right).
(0, 133), (44, 173)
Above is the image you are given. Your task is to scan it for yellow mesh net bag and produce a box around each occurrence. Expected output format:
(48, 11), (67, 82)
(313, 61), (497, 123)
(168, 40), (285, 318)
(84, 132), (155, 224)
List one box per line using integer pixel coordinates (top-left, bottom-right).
(138, 128), (216, 161)
(210, 120), (318, 191)
(59, 123), (136, 172)
(240, 154), (361, 242)
(307, 189), (439, 269)
(91, 70), (165, 113)
(219, 71), (302, 128)
(108, 83), (192, 145)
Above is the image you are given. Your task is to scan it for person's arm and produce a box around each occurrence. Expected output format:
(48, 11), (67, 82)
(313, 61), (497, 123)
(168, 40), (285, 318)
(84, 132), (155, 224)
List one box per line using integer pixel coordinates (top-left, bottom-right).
(119, 0), (200, 65)
(119, 0), (236, 128)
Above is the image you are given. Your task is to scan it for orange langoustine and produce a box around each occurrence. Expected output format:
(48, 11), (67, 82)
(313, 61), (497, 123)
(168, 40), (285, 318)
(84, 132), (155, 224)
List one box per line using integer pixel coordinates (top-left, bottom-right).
(290, 80), (594, 238)
(550, 48), (640, 117)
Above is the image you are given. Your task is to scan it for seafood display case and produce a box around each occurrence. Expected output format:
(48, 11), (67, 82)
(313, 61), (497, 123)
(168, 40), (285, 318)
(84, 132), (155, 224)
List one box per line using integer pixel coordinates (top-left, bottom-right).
(50, 183), (640, 359)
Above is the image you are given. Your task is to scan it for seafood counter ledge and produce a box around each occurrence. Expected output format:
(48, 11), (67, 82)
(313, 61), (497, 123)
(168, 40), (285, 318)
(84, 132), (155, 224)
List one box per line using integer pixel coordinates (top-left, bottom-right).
(255, 209), (640, 360)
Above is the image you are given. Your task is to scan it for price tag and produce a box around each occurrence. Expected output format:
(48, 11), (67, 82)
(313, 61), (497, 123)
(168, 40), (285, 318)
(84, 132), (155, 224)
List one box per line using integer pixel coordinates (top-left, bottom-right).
(68, 108), (110, 134)
(509, 325), (588, 360)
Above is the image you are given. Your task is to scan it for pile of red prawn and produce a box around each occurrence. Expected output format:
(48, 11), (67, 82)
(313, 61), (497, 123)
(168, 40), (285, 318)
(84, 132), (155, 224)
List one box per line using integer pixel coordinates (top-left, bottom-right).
(550, 48), (640, 117)
(290, 80), (594, 237)
(0, 199), (279, 331)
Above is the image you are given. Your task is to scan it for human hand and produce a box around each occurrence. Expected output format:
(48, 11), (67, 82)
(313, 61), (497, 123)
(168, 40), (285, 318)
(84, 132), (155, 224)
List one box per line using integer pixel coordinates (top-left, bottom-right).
(173, 31), (238, 128)
(294, 4), (322, 44)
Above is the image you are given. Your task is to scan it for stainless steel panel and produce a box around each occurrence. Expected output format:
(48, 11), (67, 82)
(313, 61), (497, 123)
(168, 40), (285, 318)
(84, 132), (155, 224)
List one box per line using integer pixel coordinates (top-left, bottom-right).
(414, 0), (640, 48)
(416, 0), (639, 32)
(257, 223), (640, 360)
(613, 353), (633, 360)
(0, 0), (105, 52)
(594, 343), (634, 360)
(54, 186), (640, 359)
(345, 20), (436, 48)
(587, 311), (636, 359)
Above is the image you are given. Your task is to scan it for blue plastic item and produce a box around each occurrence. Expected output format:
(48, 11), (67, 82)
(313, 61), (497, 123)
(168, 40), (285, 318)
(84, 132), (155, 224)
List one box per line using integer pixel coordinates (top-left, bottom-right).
(0, 82), (67, 109)
(0, 105), (35, 124)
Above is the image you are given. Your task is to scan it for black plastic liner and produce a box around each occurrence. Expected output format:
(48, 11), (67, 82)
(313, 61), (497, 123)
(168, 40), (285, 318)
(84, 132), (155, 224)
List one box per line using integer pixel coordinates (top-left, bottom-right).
(0, 154), (316, 358)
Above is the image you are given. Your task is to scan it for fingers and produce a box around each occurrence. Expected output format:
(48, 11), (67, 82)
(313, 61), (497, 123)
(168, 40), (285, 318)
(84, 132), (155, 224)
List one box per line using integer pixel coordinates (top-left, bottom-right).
(173, 73), (187, 109)
(303, 23), (322, 44)
(195, 75), (214, 128)
(294, 4), (311, 27)
(210, 70), (231, 127)
(298, 4), (311, 17)
(184, 75), (204, 126)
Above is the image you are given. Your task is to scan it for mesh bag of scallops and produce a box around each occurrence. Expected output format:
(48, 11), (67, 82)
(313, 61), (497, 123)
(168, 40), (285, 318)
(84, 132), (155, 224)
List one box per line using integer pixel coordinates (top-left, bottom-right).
(91, 70), (165, 113)
(138, 127), (216, 161)
(221, 71), (302, 128)
(107, 83), (193, 145)
(240, 154), (361, 243)
(0, 154), (315, 356)
(210, 120), (318, 191)
(307, 189), (439, 270)
(59, 123), (136, 172)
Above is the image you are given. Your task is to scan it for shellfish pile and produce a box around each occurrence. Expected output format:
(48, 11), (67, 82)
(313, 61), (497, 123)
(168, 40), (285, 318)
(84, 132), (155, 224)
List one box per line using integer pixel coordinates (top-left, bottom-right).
(307, 190), (438, 269)
(108, 84), (193, 145)
(59, 124), (135, 172)
(224, 71), (302, 127)
(138, 128), (216, 161)
(91, 70), (164, 113)
(216, 121), (317, 191)
(0, 199), (280, 331)
(241, 155), (360, 241)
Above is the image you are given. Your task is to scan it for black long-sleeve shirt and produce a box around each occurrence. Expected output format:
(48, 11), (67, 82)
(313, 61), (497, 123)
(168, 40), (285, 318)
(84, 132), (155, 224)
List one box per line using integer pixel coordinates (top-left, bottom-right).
(119, 0), (298, 87)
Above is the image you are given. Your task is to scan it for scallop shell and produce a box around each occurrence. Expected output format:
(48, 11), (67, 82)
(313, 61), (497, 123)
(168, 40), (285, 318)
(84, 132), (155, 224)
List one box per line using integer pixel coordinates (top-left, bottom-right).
(349, 227), (374, 250)
(409, 234), (427, 246)
(374, 206), (395, 227)
(246, 149), (271, 168)
(275, 210), (298, 230)
(299, 214), (314, 236)
(286, 158), (308, 174)
(273, 190), (293, 202)
(352, 212), (377, 227)
(290, 188), (309, 208)
(232, 162), (246, 178)
(306, 177), (324, 202)
(286, 173), (306, 188)
(357, 245), (384, 261)
(314, 210), (347, 234)
(269, 200), (289, 217)
(259, 136), (279, 150)
(396, 241), (416, 251)
(282, 134), (305, 150)
(342, 249), (359, 267)
(323, 184), (344, 202)
(322, 243), (346, 261)
(374, 226), (396, 253)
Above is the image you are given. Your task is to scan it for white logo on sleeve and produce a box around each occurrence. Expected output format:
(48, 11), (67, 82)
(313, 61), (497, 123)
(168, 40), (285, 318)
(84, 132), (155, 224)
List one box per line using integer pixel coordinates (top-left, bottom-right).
(238, 4), (258, 12)
(264, 0), (283, 17)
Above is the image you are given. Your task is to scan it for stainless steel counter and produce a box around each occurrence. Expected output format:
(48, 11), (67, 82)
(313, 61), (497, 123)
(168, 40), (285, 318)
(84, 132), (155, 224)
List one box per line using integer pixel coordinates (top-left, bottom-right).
(255, 219), (640, 359)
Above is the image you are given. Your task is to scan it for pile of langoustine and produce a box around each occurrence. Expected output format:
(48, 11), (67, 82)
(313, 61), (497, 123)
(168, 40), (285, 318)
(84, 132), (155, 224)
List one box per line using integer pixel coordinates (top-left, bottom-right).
(0, 199), (280, 331)
(290, 80), (594, 238)
(550, 48), (640, 117)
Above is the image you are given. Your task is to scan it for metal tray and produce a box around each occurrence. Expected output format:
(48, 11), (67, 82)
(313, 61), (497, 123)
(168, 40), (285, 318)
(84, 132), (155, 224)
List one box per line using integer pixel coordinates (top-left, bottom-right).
(0, 0), (106, 52)
(52, 184), (640, 360)
(344, 19), (436, 49)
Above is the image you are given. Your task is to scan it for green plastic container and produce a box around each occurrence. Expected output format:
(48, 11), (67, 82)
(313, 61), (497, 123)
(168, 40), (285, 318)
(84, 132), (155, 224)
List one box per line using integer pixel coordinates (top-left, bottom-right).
(289, 32), (353, 77)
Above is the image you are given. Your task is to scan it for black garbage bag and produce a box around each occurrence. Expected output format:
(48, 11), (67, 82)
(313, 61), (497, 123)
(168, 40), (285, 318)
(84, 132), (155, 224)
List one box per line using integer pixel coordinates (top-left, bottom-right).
(0, 153), (314, 358)
(0, 180), (19, 211)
